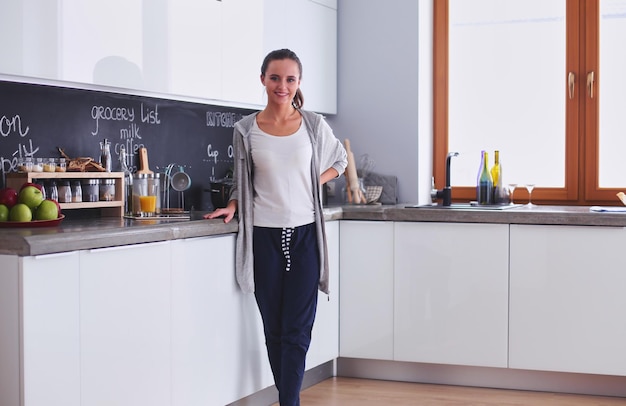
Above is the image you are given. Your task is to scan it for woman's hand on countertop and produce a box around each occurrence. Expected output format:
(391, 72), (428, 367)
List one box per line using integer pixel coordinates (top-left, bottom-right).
(203, 200), (237, 223)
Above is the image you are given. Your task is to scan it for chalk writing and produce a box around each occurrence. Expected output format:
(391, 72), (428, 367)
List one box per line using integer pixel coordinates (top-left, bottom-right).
(120, 122), (141, 140)
(141, 103), (161, 125)
(1, 139), (40, 174)
(17, 139), (39, 158)
(206, 111), (241, 128)
(207, 144), (219, 164)
(91, 105), (135, 136)
(1, 114), (29, 137)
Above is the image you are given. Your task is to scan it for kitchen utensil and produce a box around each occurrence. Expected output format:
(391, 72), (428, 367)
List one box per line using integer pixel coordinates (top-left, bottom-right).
(344, 139), (366, 204)
(136, 147), (154, 175)
(162, 163), (190, 212)
(359, 154), (375, 178)
(171, 170), (191, 192)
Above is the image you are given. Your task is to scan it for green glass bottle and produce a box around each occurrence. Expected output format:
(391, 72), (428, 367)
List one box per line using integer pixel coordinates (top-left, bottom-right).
(490, 150), (503, 203)
(476, 150), (493, 205)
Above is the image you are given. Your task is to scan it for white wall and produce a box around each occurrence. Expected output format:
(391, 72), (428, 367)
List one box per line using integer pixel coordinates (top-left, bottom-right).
(326, 0), (432, 204)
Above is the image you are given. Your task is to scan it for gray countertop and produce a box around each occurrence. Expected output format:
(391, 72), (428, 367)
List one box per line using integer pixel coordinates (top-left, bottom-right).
(341, 203), (626, 227)
(1, 204), (625, 256)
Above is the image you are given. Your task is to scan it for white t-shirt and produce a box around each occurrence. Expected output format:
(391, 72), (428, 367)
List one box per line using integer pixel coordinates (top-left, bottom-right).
(250, 119), (315, 227)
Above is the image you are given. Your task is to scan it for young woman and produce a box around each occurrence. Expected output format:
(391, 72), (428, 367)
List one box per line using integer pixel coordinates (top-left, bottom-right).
(204, 49), (347, 405)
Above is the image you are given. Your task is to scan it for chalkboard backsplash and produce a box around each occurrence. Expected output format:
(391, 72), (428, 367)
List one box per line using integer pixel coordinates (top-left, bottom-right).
(0, 80), (256, 211)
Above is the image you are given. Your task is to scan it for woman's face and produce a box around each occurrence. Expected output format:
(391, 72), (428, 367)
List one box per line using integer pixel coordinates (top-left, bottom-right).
(261, 59), (301, 106)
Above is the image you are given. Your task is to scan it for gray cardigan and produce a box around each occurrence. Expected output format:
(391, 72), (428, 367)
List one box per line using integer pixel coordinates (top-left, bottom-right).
(229, 110), (347, 294)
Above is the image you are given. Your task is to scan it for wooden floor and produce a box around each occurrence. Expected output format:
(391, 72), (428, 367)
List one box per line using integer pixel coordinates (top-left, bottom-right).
(275, 377), (626, 405)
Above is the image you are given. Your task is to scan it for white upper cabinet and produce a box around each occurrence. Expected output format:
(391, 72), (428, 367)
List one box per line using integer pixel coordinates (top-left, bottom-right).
(309, 0), (337, 9)
(0, 0), (336, 112)
(264, 0), (337, 113)
(167, 0), (223, 98)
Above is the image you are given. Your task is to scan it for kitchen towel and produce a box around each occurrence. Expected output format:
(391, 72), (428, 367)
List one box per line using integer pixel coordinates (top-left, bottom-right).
(363, 172), (397, 205)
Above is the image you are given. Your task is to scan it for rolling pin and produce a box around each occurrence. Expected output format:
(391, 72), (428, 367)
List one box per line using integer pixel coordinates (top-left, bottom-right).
(344, 139), (364, 204)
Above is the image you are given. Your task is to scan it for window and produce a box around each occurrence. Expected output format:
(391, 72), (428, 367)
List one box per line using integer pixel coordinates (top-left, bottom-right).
(434, 0), (625, 205)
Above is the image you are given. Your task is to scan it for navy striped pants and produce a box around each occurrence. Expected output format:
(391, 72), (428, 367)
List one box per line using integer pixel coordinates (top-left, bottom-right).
(253, 222), (319, 406)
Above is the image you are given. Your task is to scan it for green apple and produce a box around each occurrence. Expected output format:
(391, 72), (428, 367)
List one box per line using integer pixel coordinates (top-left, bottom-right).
(0, 204), (8, 222)
(18, 185), (44, 210)
(9, 203), (33, 222)
(35, 199), (59, 221)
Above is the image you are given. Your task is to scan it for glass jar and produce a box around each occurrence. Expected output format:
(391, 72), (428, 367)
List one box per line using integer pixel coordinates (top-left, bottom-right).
(81, 179), (99, 202)
(71, 181), (83, 203)
(34, 179), (46, 199)
(132, 174), (148, 216)
(56, 158), (67, 172)
(46, 180), (58, 201)
(32, 157), (43, 172)
(99, 179), (116, 201)
(43, 158), (56, 172)
(17, 157), (32, 172)
(58, 180), (72, 203)
(150, 173), (161, 214)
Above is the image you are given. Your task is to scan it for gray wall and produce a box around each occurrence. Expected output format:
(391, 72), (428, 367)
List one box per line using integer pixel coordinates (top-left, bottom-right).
(326, 0), (432, 204)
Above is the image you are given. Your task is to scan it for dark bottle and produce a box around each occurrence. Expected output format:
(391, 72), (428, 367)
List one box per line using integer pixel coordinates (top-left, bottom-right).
(476, 150), (493, 205)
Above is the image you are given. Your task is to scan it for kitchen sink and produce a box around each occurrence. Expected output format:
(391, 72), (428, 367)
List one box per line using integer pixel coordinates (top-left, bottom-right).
(406, 203), (523, 210)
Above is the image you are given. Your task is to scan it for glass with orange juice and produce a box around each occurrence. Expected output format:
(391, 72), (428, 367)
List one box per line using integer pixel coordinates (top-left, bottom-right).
(132, 173), (159, 217)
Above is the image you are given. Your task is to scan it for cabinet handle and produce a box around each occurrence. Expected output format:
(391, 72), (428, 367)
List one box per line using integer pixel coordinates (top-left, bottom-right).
(87, 240), (169, 253)
(587, 71), (595, 99)
(568, 72), (575, 99)
(33, 251), (77, 260)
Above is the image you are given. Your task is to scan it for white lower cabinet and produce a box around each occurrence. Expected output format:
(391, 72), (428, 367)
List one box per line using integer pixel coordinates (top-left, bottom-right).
(0, 256), (20, 406)
(79, 242), (172, 406)
(21, 252), (81, 406)
(171, 223), (339, 405)
(171, 234), (273, 406)
(339, 221), (395, 360)
(509, 224), (626, 376)
(307, 220), (340, 368)
(393, 222), (509, 367)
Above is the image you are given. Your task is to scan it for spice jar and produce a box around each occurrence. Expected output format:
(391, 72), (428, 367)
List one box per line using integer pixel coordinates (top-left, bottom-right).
(58, 180), (72, 203)
(43, 158), (56, 172)
(71, 181), (83, 203)
(99, 179), (116, 201)
(56, 158), (67, 172)
(81, 179), (99, 202)
(17, 157), (33, 172)
(32, 157), (43, 172)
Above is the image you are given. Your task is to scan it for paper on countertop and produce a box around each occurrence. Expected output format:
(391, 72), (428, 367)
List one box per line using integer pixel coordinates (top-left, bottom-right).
(590, 206), (626, 213)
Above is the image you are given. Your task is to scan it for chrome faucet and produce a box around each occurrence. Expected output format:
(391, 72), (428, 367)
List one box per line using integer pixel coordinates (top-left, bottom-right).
(430, 152), (459, 206)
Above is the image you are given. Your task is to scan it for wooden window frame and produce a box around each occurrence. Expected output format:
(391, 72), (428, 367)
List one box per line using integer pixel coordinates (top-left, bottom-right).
(433, 0), (618, 206)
